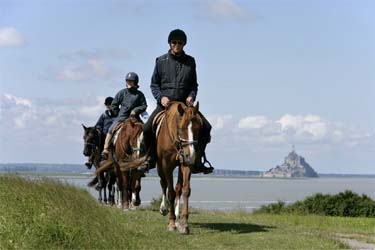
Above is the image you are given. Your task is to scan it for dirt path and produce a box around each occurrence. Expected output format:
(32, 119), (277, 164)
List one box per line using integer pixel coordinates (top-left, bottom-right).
(335, 234), (375, 250)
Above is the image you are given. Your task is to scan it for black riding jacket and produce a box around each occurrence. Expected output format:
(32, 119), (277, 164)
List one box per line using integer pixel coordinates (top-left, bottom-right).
(95, 111), (116, 134)
(151, 50), (198, 103)
(111, 88), (147, 121)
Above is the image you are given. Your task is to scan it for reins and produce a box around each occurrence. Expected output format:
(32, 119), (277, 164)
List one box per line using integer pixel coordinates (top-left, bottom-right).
(163, 103), (198, 163)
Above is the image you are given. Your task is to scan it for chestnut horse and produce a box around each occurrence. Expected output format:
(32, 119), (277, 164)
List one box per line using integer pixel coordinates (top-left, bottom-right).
(157, 101), (203, 234)
(95, 117), (145, 210)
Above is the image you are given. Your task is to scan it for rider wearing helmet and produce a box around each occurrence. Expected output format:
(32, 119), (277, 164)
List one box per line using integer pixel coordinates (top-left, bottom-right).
(84, 96), (116, 168)
(101, 72), (147, 159)
(141, 29), (214, 174)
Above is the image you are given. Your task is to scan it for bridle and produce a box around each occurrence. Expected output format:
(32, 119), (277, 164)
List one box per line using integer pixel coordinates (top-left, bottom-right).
(84, 128), (102, 158)
(164, 106), (200, 165)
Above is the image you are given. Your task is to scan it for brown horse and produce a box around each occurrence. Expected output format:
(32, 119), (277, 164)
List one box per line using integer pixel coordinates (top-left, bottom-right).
(157, 101), (203, 234)
(95, 117), (145, 210)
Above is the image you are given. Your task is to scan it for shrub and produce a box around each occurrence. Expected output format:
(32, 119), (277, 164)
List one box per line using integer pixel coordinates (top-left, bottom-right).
(254, 190), (375, 217)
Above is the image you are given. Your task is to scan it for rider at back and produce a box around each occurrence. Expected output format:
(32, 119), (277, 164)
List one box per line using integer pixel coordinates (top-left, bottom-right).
(84, 96), (116, 168)
(101, 72), (147, 160)
(141, 29), (214, 174)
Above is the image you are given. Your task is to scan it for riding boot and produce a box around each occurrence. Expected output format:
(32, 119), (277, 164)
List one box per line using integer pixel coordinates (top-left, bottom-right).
(137, 132), (156, 173)
(101, 133), (112, 160)
(191, 136), (214, 174)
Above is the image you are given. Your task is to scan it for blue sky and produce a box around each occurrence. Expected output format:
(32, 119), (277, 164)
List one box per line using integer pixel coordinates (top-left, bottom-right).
(0, 0), (374, 174)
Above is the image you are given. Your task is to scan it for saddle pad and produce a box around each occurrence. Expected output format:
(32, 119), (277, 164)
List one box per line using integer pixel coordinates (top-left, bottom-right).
(152, 110), (165, 132)
(112, 123), (124, 145)
(152, 110), (165, 140)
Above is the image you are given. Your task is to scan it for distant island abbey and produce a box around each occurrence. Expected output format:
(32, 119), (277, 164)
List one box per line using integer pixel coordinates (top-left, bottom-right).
(263, 147), (318, 178)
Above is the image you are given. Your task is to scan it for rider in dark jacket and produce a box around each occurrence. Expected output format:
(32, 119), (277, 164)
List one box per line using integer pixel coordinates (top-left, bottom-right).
(142, 29), (214, 174)
(85, 96), (116, 168)
(101, 72), (147, 159)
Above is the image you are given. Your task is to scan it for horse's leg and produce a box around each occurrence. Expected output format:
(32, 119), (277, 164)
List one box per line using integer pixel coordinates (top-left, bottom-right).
(97, 186), (103, 203)
(102, 171), (108, 204)
(158, 162), (168, 216)
(174, 166), (183, 227)
(133, 177), (141, 207)
(166, 167), (177, 231)
(116, 175), (123, 209)
(178, 165), (191, 234)
(122, 171), (130, 211)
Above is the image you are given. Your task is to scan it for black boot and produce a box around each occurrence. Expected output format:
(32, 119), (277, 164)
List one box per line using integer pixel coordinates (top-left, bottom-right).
(137, 154), (156, 173)
(191, 155), (214, 174)
(85, 162), (92, 169)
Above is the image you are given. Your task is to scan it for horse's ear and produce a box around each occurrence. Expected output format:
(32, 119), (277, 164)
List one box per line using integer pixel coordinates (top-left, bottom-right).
(194, 101), (199, 112)
(82, 124), (87, 130)
(178, 103), (185, 116)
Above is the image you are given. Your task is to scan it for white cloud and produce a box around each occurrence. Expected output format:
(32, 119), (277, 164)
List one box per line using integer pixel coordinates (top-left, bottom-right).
(202, 0), (250, 20)
(207, 114), (232, 130)
(229, 113), (374, 148)
(87, 58), (109, 77)
(54, 49), (124, 81)
(78, 97), (104, 118)
(277, 114), (329, 140)
(0, 27), (26, 47)
(56, 67), (87, 81)
(1, 93), (32, 107)
(238, 116), (270, 129)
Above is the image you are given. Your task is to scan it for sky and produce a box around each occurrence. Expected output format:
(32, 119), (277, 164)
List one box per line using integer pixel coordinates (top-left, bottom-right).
(0, 0), (374, 174)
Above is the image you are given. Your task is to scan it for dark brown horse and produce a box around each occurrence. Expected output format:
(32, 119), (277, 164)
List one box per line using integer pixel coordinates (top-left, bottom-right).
(82, 125), (116, 204)
(95, 117), (145, 210)
(156, 101), (203, 234)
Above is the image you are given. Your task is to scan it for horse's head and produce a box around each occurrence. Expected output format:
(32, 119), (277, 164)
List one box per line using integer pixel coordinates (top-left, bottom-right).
(119, 118), (144, 159)
(176, 102), (203, 166)
(82, 124), (101, 157)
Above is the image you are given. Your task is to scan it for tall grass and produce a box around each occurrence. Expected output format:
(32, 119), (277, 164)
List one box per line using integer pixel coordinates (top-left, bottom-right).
(1, 174), (374, 249)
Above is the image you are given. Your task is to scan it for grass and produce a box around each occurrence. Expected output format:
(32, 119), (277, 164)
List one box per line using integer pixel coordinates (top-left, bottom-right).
(0, 174), (374, 249)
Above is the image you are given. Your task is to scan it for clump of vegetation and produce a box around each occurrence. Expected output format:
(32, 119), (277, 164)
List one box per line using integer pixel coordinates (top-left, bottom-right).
(254, 190), (375, 217)
(147, 195), (165, 211)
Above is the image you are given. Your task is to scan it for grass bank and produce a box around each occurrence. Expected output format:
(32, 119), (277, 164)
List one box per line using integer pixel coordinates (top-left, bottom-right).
(0, 175), (374, 249)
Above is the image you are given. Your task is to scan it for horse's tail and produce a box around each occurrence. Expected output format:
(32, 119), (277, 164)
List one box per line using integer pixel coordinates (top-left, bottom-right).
(118, 156), (147, 172)
(87, 176), (98, 187)
(95, 160), (114, 175)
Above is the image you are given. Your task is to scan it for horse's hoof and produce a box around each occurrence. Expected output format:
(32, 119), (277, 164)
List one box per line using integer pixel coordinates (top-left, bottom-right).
(167, 225), (177, 232)
(123, 208), (130, 212)
(133, 199), (141, 207)
(160, 208), (168, 216)
(178, 225), (190, 235)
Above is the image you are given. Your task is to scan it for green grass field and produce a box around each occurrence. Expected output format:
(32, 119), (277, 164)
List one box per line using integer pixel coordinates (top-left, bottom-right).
(0, 175), (374, 249)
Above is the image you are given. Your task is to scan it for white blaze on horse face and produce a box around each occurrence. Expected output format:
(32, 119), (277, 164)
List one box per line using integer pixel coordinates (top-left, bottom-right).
(137, 132), (143, 158)
(188, 122), (195, 163)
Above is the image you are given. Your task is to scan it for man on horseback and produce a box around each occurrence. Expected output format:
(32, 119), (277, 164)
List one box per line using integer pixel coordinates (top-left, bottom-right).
(84, 96), (116, 169)
(141, 29), (214, 174)
(101, 72), (147, 160)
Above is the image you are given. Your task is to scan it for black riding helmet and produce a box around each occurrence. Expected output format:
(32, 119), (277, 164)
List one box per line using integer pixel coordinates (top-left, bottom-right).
(125, 72), (139, 87)
(168, 29), (187, 45)
(104, 96), (113, 105)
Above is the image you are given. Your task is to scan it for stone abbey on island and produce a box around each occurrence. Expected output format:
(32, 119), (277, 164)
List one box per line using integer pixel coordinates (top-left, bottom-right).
(263, 147), (319, 178)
